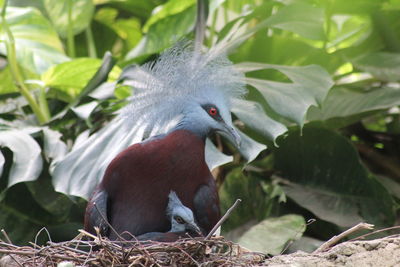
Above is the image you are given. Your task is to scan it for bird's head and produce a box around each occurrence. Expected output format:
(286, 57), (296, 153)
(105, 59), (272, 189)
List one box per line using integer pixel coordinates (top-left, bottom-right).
(121, 41), (246, 148)
(166, 191), (202, 236)
(180, 88), (241, 146)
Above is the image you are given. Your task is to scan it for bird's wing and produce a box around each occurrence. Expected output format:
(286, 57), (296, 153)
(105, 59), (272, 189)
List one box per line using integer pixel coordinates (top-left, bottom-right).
(193, 183), (220, 235)
(84, 188), (110, 236)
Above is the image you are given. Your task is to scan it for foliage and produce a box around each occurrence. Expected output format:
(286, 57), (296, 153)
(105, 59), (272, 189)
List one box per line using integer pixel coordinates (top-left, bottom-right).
(0, 0), (399, 256)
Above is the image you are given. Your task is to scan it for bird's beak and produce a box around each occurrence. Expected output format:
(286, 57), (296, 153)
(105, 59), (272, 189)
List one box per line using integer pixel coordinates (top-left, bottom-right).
(218, 123), (241, 148)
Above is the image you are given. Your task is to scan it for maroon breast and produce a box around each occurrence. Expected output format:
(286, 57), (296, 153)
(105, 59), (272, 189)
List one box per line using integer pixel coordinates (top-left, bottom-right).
(100, 130), (219, 239)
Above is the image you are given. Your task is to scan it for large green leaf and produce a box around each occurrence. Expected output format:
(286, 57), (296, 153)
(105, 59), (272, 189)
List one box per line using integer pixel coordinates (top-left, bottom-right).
(143, 0), (195, 32)
(274, 127), (395, 227)
(0, 66), (16, 94)
(125, 0), (196, 61)
(0, 130), (42, 188)
(219, 168), (272, 232)
(236, 63), (334, 127)
(0, 183), (59, 244)
(0, 7), (69, 74)
(264, 2), (325, 40)
(42, 58), (102, 100)
(236, 128), (267, 163)
(43, 0), (94, 37)
(307, 86), (400, 125)
(0, 151), (4, 177)
(237, 214), (306, 255)
(231, 99), (287, 143)
(351, 52), (400, 82)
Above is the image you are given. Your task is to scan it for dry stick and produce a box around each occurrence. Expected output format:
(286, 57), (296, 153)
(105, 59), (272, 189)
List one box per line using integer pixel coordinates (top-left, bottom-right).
(313, 222), (374, 253)
(349, 225), (400, 242)
(1, 229), (24, 267)
(205, 199), (242, 240)
(93, 202), (127, 242)
(1, 229), (12, 244)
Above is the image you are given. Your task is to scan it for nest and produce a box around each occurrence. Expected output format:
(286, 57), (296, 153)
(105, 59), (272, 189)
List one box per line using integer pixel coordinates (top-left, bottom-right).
(0, 230), (266, 267)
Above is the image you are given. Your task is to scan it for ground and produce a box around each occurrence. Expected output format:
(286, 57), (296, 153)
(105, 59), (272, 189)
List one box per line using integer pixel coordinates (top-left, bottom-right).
(264, 236), (400, 267)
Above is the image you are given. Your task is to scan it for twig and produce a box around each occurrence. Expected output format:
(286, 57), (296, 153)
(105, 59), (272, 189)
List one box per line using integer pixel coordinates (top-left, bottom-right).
(314, 222), (374, 253)
(78, 229), (98, 240)
(349, 225), (400, 242)
(205, 199), (242, 239)
(1, 229), (12, 244)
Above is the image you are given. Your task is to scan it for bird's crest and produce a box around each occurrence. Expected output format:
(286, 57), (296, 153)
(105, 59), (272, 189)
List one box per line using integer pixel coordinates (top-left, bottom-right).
(166, 191), (184, 216)
(120, 41), (246, 138)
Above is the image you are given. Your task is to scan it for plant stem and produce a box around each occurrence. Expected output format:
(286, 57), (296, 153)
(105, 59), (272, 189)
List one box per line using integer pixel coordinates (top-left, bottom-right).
(208, 6), (218, 46)
(67, 0), (75, 57)
(1, 0), (49, 124)
(85, 23), (97, 58)
(38, 86), (51, 119)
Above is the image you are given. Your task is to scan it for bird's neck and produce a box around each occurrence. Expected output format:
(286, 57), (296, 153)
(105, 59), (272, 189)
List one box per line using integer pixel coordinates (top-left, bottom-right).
(170, 119), (209, 142)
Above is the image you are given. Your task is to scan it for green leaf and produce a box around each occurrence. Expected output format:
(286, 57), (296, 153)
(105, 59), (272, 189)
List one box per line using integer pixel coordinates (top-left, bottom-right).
(43, 0), (94, 37)
(236, 129), (267, 163)
(125, 0), (196, 61)
(0, 183), (57, 244)
(143, 0), (196, 32)
(42, 58), (102, 100)
(231, 99), (287, 143)
(219, 168), (271, 232)
(205, 139), (233, 170)
(0, 130), (42, 188)
(41, 127), (67, 172)
(352, 52), (400, 82)
(236, 63), (334, 127)
(0, 66), (17, 94)
(274, 127), (395, 227)
(0, 7), (69, 74)
(94, 8), (142, 50)
(0, 151), (4, 177)
(26, 178), (73, 219)
(307, 86), (400, 125)
(264, 3), (326, 40)
(93, 0), (160, 20)
(237, 214), (306, 255)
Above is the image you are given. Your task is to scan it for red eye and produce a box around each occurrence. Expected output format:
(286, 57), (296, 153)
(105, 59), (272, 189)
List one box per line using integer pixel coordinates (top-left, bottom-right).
(209, 107), (218, 116)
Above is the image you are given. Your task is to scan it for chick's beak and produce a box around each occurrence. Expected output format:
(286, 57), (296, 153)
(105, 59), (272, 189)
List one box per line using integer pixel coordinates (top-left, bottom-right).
(187, 223), (203, 237)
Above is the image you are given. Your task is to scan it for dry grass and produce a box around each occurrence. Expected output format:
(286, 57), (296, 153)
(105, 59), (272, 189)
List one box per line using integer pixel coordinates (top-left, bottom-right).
(0, 230), (266, 267)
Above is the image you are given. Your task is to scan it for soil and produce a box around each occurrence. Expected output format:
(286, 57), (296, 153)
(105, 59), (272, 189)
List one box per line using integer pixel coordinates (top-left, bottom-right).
(264, 235), (400, 267)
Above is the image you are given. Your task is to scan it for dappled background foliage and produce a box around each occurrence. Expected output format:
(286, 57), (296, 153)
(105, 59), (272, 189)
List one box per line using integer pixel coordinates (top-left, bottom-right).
(0, 0), (399, 255)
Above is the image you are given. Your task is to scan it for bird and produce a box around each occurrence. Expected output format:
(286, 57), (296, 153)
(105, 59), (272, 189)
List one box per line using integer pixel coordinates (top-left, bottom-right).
(135, 191), (202, 242)
(84, 41), (246, 240)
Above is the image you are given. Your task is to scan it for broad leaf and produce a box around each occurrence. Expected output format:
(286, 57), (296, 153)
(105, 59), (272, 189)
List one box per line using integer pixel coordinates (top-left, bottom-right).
(219, 168), (272, 232)
(143, 0), (196, 32)
(0, 66), (16, 94)
(307, 86), (400, 125)
(43, 0), (95, 37)
(125, 0), (196, 60)
(237, 214), (306, 255)
(351, 52), (400, 82)
(231, 99), (287, 143)
(42, 58), (102, 99)
(0, 151), (4, 177)
(236, 128), (267, 163)
(0, 7), (68, 74)
(264, 2), (325, 40)
(236, 63), (334, 127)
(274, 127), (395, 227)
(41, 127), (67, 174)
(0, 130), (42, 188)
(205, 139), (233, 170)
